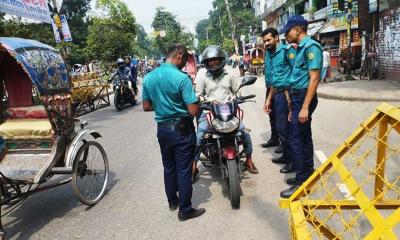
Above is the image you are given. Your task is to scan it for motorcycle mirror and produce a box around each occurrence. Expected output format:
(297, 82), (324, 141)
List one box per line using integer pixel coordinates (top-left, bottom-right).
(236, 76), (257, 94)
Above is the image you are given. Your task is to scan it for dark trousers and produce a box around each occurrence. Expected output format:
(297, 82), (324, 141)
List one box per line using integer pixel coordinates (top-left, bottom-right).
(267, 87), (278, 140)
(288, 89), (318, 184)
(157, 124), (195, 215)
(274, 91), (290, 160)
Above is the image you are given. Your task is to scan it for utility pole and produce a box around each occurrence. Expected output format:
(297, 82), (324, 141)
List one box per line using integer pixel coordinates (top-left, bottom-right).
(224, 0), (239, 55)
(346, 0), (353, 80)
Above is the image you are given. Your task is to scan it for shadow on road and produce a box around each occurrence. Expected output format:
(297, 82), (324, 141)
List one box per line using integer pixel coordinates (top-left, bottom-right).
(3, 171), (119, 240)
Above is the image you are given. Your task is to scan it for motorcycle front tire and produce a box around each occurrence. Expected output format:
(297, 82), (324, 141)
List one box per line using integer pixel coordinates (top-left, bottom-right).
(226, 159), (240, 208)
(114, 92), (124, 111)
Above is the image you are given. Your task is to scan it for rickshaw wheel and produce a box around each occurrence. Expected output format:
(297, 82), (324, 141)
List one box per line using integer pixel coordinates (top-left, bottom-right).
(72, 141), (109, 206)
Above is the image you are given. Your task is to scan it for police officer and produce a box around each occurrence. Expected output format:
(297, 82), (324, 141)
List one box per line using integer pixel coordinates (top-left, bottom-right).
(142, 44), (206, 220)
(261, 28), (296, 174)
(278, 15), (322, 198)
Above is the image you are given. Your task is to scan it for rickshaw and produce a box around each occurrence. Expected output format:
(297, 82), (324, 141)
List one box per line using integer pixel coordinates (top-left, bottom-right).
(246, 47), (265, 77)
(0, 37), (109, 239)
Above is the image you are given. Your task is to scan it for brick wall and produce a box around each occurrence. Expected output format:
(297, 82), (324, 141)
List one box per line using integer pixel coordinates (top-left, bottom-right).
(378, 7), (400, 80)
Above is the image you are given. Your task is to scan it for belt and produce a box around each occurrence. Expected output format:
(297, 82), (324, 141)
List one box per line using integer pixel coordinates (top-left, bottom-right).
(158, 119), (180, 128)
(275, 87), (290, 93)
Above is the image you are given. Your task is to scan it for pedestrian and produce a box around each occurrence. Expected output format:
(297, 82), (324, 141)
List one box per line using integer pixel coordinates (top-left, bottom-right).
(261, 27), (296, 174)
(142, 43), (206, 221)
(321, 43), (330, 83)
(279, 15), (322, 198)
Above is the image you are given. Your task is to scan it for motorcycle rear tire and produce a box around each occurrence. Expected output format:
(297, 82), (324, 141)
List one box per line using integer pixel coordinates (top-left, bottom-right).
(114, 93), (123, 111)
(226, 159), (240, 208)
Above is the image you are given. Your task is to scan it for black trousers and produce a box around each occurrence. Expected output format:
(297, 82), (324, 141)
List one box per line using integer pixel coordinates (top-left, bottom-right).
(267, 86), (278, 140)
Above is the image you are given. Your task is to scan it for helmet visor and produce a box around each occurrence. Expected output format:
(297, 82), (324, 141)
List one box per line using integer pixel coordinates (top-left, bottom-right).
(204, 57), (225, 72)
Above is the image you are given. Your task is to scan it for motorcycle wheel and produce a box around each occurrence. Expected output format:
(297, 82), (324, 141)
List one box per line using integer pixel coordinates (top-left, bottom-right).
(226, 159), (240, 208)
(114, 93), (123, 111)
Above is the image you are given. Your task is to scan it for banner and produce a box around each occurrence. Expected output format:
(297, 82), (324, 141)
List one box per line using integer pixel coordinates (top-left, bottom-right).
(60, 15), (72, 42)
(51, 18), (62, 43)
(0, 0), (52, 23)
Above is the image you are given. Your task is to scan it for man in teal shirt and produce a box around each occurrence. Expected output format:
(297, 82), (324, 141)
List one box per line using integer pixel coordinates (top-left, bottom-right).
(279, 15), (323, 198)
(262, 27), (296, 175)
(142, 44), (205, 221)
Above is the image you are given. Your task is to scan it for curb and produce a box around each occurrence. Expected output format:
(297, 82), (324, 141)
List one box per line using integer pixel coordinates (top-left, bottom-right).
(317, 91), (400, 102)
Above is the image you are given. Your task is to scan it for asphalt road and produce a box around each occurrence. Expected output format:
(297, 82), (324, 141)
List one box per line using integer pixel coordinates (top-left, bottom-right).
(2, 68), (399, 240)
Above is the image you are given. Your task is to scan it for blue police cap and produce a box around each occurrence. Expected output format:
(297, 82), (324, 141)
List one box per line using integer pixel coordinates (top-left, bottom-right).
(279, 15), (308, 34)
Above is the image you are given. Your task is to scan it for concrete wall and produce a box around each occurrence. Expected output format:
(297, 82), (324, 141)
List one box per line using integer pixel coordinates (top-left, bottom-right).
(378, 7), (400, 80)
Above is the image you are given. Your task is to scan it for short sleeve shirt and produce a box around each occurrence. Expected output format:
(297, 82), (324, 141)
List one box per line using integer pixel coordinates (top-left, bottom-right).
(142, 63), (197, 122)
(289, 36), (323, 89)
(265, 43), (296, 88)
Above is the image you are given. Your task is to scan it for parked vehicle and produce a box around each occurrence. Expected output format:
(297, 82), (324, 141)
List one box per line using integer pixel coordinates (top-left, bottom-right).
(0, 37), (109, 239)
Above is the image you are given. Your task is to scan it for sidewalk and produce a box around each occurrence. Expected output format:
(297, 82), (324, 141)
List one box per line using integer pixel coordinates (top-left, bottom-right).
(318, 79), (400, 102)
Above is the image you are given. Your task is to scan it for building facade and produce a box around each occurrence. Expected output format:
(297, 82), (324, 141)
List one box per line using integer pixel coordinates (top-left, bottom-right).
(259, 0), (400, 80)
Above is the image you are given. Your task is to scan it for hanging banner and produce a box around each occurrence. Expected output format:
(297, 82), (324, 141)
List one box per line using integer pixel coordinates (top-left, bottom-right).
(51, 18), (62, 43)
(0, 0), (52, 24)
(60, 15), (72, 42)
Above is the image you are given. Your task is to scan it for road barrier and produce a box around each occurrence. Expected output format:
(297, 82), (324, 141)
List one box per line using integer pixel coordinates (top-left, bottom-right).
(71, 72), (110, 116)
(280, 103), (400, 239)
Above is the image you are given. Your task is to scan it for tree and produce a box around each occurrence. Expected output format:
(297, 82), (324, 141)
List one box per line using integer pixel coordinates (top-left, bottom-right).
(86, 0), (137, 62)
(0, 17), (54, 46)
(61, 0), (91, 47)
(196, 0), (260, 54)
(151, 7), (194, 54)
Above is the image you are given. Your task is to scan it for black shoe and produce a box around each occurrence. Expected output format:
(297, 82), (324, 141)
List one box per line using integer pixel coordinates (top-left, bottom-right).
(178, 208), (206, 221)
(272, 156), (288, 164)
(280, 185), (300, 198)
(286, 177), (297, 186)
(261, 138), (280, 148)
(169, 202), (178, 211)
(275, 145), (284, 153)
(280, 163), (294, 174)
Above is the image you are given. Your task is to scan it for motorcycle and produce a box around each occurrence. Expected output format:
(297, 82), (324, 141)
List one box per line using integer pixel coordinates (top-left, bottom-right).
(199, 75), (257, 208)
(111, 75), (137, 111)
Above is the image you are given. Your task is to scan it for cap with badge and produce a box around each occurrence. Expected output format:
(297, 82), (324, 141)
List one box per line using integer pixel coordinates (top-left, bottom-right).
(279, 15), (308, 34)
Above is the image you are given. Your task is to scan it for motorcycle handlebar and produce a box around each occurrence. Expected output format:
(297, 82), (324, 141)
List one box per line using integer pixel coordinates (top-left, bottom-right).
(239, 94), (256, 101)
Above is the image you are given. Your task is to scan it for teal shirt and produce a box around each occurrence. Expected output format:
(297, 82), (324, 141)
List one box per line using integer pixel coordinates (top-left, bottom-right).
(142, 63), (197, 122)
(264, 43), (296, 88)
(289, 36), (323, 89)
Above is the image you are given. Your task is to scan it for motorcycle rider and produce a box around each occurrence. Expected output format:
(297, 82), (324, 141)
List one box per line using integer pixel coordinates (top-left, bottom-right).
(193, 45), (259, 180)
(124, 56), (139, 97)
(115, 58), (135, 97)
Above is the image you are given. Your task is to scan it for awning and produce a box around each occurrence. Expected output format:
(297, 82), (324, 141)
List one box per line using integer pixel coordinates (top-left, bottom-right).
(319, 23), (358, 33)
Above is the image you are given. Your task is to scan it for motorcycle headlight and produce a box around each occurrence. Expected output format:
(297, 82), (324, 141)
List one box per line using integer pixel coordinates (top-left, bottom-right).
(212, 117), (240, 133)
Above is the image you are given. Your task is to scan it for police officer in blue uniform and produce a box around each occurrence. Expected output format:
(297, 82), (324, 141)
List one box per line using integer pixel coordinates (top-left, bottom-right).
(279, 15), (323, 198)
(142, 44), (206, 220)
(261, 28), (296, 174)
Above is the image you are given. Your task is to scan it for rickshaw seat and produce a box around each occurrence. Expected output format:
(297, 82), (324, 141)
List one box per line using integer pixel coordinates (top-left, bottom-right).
(0, 119), (53, 140)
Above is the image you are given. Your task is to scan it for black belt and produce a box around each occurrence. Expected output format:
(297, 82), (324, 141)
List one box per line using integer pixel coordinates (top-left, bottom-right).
(158, 119), (180, 128)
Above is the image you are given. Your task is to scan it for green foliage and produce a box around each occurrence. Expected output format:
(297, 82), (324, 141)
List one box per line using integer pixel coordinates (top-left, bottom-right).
(151, 7), (194, 54)
(195, 0), (260, 54)
(86, 0), (137, 62)
(0, 17), (54, 46)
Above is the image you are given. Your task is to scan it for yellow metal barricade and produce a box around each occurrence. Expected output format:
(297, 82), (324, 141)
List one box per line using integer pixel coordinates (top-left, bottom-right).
(71, 72), (110, 116)
(280, 103), (400, 239)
